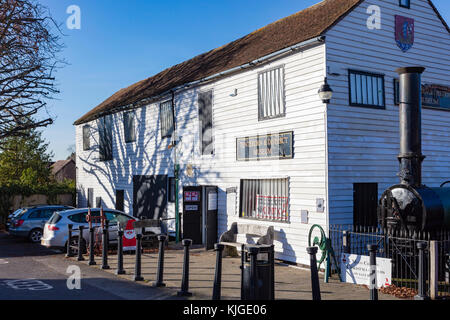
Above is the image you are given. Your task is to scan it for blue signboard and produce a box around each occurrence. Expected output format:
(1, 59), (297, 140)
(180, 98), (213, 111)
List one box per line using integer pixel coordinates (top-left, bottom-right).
(422, 84), (450, 111)
(236, 131), (293, 161)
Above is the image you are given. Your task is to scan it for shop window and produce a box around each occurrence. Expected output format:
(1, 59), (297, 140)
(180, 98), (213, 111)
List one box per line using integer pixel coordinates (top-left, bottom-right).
(160, 100), (174, 139)
(198, 90), (214, 155)
(349, 70), (385, 109)
(82, 125), (90, 151)
(123, 111), (136, 143)
(399, 0), (410, 9)
(240, 178), (289, 222)
(258, 66), (285, 120)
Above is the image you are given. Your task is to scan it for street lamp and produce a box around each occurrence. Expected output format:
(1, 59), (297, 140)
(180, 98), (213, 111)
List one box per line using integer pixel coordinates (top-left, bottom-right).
(318, 77), (333, 104)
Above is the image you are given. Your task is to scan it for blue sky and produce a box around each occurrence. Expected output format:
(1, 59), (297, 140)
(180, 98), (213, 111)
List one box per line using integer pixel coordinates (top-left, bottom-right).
(38, 0), (449, 160)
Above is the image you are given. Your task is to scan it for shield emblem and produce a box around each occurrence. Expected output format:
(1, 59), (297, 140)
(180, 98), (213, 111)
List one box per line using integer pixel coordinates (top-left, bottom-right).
(395, 15), (414, 52)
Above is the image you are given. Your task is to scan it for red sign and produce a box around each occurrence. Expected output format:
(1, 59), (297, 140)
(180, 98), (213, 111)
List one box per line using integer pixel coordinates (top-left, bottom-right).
(123, 220), (136, 251)
(395, 15), (414, 52)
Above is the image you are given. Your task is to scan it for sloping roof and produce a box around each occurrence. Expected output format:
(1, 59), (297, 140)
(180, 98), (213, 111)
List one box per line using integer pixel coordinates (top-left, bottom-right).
(74, 0), (449, 126)
(51, 159), (74, 175)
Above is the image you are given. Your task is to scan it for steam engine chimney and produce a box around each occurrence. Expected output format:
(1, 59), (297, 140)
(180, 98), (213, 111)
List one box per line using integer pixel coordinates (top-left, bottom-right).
(396, 67), (426, 188)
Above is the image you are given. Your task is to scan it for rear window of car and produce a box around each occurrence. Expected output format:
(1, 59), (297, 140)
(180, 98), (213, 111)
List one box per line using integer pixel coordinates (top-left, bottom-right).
(48, 212), (62, 224)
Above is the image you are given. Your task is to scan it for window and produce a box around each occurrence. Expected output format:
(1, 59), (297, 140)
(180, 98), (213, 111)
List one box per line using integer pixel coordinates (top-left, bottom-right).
(82, 125), (90, 151)
(349, 70), (385, 109)
(68, 212), (88, 223)
(198, 90), (214, 155)
(258, 66), (285, 120)
(123, 111), (136, 143)
(240, 178), (289, 222)
(98, 115), (113, 161)
(168, 177), (176, 203)
(87, 188), (94, 208)
(160, 100), (174, 139)
(394, 79), (400, 105)
(96, 197), (102, 208)
(399, 0), (410, 8)
(116, 190), (124, 212)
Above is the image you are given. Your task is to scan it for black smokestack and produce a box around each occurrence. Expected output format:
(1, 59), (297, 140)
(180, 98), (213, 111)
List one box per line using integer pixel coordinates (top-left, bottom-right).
(395, 67), (426, 188)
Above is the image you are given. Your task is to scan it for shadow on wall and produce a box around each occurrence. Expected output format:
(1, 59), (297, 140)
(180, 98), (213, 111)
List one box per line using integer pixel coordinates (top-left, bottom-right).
(276, 229), (296, 263)
(77, 89), (221, 221)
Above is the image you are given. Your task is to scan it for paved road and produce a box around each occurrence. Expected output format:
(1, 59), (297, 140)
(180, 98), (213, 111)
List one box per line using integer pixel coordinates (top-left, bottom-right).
(0, 231), (177, 300)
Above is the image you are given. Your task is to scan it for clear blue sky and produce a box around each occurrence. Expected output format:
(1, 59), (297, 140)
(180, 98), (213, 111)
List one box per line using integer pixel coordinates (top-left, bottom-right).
(38, 0), (449, 160)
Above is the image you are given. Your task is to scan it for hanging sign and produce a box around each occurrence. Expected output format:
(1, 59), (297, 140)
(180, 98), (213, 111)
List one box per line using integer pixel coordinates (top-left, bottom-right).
(340, 253), (392, 288)
(236, 131), (293, 161)
(422, 84), (450, 111)
(123, 219), (137, 251)
(395, 15), (415, 52)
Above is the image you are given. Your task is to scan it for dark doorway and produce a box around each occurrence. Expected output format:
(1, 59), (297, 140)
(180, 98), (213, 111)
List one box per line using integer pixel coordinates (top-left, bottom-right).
(183, 186), (203, 245)
(116, 190), (124, 212)
(353, 183), (378, 227)
(133, 175), (168, 219)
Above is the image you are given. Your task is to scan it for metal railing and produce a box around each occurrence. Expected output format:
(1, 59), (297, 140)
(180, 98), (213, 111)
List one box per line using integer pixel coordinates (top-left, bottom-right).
(329, 225), (450, 298)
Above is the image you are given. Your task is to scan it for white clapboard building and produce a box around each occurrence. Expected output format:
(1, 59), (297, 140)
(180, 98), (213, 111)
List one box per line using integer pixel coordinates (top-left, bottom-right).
(74, 0), (450, 265)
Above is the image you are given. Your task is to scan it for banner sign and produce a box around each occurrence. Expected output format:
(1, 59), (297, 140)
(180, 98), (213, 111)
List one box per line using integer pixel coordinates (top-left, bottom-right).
(422, 84), (450, 111)
(236, 131), (293, 161)
(340, 253), (392, 288)
(256, 195), (289, 221)
(123, 219), (136, 251)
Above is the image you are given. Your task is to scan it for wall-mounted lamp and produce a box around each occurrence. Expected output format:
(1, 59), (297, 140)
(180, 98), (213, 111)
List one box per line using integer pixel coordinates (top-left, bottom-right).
(318, 77), (333, 104)
(230, 89), (238, 97)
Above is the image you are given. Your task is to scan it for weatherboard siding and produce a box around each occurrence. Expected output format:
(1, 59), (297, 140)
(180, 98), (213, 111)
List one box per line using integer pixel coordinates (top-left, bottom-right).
(325, 0), (450, 224)
(76, 42), (328, 265)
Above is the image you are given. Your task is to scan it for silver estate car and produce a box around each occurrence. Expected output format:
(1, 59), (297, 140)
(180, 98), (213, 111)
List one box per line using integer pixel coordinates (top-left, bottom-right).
(41, 208), (137, 251)
(9, 205), (74, 243)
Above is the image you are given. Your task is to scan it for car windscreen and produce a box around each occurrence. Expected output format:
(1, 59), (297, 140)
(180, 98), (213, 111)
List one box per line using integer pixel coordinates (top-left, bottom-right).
(48, 212), (62, 224)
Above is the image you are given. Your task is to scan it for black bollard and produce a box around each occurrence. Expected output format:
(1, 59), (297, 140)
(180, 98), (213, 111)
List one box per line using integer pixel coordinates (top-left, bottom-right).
(102, 221), (110, 270)
(66, 224), (74, 258)
(212, 243), (225, 300)
(343, 230), (351, 254)
(116, 224), (125, 275)
(134, 233), (144, 281)
(177, 239), (193, 297)
(77, 226), (85, 261)
(367, 244), (378, 301)
(248, 246), (259, 300)
(415, 242), (430, 300)
(153, 235), (167, 287)
(307, 247), (321, 301)
(88, 226), (96, 265)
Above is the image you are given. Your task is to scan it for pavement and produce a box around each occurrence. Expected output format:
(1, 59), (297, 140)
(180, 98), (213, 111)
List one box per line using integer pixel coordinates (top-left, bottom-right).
(70, 242), (400, 300)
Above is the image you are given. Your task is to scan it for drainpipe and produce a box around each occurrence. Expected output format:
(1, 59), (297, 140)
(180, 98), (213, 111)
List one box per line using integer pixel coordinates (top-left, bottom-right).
(172, 91), (181, 244)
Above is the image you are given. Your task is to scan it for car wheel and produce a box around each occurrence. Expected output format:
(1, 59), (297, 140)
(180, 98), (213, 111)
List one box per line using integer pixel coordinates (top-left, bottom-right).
(28, 229), (43, 243)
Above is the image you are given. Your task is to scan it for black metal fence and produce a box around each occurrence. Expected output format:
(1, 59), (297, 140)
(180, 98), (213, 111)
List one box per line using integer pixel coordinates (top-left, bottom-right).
(329, 225), (450, 298)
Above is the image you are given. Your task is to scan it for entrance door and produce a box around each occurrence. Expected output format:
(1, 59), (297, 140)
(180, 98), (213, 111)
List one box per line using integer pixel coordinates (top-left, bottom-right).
(353, 183), (378, 227)
(183, 186), (202, 244)
(133, 175), (168, 219)
(204, 186), (218, 250)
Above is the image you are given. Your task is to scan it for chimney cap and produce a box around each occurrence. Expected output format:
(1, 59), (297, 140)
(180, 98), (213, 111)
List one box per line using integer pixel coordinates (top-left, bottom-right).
(396, 67), (426, 75)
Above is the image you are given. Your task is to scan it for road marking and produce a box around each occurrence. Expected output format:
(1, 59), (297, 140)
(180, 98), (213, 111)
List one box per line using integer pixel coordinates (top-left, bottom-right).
(2, 279), (53, 291)
(0, 259), (8, 265)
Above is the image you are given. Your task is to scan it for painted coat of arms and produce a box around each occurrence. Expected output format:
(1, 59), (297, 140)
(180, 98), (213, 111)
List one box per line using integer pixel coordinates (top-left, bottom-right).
(395, 15), (415, 52)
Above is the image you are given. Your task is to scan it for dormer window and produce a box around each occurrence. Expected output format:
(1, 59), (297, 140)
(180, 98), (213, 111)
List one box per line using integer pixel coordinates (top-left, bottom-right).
(399, 0), (410, 8)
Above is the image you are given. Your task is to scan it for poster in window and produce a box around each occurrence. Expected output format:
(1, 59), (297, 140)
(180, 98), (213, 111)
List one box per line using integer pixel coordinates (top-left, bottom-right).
(256, 195), (289, 222)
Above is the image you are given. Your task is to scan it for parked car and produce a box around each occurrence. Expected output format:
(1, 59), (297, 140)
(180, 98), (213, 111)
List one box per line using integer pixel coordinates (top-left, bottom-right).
(41, 208), (139, 251)
(6, 208), (26, 231)
(9, 205), (74, 243)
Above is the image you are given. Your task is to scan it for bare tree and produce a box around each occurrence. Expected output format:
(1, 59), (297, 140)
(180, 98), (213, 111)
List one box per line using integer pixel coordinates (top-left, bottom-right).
(0, 0), (63, 143)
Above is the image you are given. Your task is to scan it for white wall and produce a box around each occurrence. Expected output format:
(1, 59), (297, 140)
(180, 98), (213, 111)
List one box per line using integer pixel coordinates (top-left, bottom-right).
(76, 42), (328, 265)
(325, 0), (450, 225)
